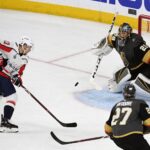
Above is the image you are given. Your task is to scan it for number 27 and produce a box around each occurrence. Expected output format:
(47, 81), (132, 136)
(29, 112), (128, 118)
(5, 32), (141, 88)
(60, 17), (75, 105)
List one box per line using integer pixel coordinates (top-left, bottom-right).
(111, 107), (132, 126)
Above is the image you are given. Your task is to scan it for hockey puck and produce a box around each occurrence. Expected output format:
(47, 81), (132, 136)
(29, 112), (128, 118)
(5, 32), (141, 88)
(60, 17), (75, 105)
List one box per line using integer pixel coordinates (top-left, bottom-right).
(74, 82), (79, 86)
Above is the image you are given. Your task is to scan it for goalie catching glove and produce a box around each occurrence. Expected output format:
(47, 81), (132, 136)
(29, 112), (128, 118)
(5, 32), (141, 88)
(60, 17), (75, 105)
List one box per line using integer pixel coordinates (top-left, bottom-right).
(93, 37), (113, 56)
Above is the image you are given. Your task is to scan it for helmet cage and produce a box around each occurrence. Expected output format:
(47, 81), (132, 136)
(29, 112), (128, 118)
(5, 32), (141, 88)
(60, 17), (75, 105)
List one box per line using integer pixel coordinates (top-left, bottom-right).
(119, 23), (132, 34)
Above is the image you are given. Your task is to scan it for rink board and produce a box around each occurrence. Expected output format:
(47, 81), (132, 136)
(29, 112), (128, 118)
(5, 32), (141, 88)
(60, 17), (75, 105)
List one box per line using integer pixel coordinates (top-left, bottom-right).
(0, 0), (139, 29)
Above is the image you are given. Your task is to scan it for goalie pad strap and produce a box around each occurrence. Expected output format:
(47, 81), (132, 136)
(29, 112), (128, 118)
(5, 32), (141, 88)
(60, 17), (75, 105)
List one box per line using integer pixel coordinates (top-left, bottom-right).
(108, 67), (131, 93)
(133, 73), (150, 94)
(114, 67), (131, 84)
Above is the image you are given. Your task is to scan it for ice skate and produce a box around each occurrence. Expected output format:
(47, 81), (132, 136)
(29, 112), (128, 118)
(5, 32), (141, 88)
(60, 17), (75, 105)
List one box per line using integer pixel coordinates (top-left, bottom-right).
(0, 115), (18, 133)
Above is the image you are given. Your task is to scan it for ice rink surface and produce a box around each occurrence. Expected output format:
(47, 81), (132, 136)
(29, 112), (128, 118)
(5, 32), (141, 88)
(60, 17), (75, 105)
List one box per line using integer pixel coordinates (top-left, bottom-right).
(0, 9), (150, 150)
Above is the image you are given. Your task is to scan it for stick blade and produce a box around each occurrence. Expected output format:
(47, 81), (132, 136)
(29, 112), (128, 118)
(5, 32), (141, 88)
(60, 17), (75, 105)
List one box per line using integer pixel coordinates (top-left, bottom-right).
(61, 122), (77, 127)
(50, 131), (109, 145)
(50, 131), (68, 145)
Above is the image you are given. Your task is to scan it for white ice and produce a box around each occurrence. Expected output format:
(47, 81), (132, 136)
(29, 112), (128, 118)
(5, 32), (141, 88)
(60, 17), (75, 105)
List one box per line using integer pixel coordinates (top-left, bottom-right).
(0, 9), (149, 150)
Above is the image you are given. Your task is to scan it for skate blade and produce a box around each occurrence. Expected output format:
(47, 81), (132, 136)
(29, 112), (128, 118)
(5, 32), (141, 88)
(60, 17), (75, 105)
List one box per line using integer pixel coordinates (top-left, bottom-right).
(0, 127), (19, 133)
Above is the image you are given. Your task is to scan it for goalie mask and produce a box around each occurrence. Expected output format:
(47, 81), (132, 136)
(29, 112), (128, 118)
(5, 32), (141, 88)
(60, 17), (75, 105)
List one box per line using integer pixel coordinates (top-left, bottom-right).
(118, 23), (132, 40)
(123, 84), (136, 99)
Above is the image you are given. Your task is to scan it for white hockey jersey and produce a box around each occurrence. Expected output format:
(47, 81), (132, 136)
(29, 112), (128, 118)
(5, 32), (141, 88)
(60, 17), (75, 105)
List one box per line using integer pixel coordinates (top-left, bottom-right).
(0, 39), (29, 78)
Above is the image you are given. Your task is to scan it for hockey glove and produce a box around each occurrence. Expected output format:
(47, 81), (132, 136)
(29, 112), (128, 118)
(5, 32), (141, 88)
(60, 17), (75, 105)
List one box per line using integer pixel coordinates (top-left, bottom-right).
(0, 54), (7, 71)
(12, 74), (22, 87)
(93, 37), (113, 56)
(96, 37), (107, 49)
(0, 57), (3, 66)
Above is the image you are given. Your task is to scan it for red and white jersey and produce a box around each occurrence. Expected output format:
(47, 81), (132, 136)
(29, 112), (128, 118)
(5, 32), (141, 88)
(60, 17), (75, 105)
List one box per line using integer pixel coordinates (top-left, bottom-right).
(0, 39), (29, 78)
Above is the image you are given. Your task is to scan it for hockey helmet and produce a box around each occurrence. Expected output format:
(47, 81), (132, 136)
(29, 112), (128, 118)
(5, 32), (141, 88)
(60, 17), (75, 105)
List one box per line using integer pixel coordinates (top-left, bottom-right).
(119, 23), (132, 34)
(123, 84), (136, 99)
(18, 36), (33, 47)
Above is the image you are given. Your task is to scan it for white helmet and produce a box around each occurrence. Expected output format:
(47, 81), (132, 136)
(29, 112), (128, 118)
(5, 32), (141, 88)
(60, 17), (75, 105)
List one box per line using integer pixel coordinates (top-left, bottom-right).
(18, 36), (33, 47)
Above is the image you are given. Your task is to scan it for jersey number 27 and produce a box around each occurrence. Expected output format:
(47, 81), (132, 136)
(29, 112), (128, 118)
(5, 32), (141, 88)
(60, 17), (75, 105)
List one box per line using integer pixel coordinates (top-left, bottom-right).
(111, 107), (132, 126)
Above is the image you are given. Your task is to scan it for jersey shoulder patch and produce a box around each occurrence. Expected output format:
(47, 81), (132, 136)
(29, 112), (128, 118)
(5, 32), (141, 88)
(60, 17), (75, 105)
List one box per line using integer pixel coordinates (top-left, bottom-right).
(0, 40), (14, 52)
(3, 40), (10, 46)
(0, 39), (14, 48)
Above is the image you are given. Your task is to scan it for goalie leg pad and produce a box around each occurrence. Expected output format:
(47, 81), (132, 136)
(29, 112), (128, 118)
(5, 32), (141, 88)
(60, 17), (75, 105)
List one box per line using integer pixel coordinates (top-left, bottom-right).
(131, 73), (150, 97)
(108, 67), (131, 93)
(114, 67), (131, 84)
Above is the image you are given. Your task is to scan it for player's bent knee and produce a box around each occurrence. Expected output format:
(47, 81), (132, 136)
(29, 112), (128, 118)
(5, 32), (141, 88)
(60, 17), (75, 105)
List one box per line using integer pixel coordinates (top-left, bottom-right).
(114, 67), (131, 84)
(4, 93), (17, 107)
(132, 73), (150, 97)
(108, 67), (131, 93)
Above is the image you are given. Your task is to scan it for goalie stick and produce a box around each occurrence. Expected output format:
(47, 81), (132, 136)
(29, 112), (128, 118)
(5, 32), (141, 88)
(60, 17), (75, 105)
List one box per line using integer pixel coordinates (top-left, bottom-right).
(90, 12), (118, 89)
(75, 12), (118, 89)
(21, 85), (77, 128)
(50, 131), (108, 145)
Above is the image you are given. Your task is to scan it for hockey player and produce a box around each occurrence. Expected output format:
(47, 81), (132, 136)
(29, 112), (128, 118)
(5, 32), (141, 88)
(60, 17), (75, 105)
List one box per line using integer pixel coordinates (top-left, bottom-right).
(104, 84), (150, 150)
(0, 36), (33, 132)
(94, 23), (150, 96)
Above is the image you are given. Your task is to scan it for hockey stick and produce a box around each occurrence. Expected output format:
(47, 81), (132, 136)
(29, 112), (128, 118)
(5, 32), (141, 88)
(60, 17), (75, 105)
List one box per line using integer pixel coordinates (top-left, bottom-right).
(74, 13), (118, 88)
(90, 12), (118, 89)
(21, 85), (77, 127)
(50, 131), (108, 145)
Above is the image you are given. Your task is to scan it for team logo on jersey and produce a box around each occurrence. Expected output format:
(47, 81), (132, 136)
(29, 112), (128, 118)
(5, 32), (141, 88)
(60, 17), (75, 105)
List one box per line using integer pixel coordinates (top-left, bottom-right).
(4, 40), (10, 45)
